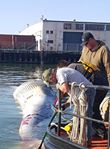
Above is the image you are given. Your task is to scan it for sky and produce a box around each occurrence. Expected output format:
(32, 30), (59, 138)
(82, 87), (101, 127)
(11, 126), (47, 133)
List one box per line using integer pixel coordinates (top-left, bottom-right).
(0, 0), (110, 34)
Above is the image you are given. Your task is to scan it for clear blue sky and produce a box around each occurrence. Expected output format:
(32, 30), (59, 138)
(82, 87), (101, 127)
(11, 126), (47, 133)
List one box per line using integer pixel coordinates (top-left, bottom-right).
(0, 0), (110, 34)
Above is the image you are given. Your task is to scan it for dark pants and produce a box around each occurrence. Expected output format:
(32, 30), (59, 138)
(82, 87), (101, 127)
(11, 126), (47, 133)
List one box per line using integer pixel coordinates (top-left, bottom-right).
(92, 89), (107, 135)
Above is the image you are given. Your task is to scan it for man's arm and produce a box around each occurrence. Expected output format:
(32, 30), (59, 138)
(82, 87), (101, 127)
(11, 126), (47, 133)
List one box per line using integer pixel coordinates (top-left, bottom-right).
(102, 46), (110, 86)
(58, 82), (69, 94)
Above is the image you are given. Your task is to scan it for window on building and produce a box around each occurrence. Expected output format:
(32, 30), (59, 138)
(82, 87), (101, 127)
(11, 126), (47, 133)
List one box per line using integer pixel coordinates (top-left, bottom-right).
(106, 25), (110, 31)
(36, 41), (38, 46)
(46, 30), (49, 34)
(85, 24), (104, 31)
(64, 23), (72, 29)
(47, 40), (53, 43)
(50, 47), (53, 50)
(75, 23), (83, 30)
(50, 30), (53, 34)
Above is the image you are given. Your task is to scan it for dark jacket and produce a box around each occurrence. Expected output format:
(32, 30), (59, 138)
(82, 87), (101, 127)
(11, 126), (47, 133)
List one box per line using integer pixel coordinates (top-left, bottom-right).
(79, 40), (110, 86)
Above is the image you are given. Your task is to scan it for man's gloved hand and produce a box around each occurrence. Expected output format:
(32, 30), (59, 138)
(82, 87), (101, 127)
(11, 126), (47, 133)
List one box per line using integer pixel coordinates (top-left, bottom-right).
(100, 95), (109, 121)
(56, 83), (60, 89)
(54, 103), (66, 111)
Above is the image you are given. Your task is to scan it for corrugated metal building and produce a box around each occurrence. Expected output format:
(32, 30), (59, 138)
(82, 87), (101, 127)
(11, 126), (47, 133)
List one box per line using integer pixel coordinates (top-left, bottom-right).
(20, 19), (110, 52)
(0, 34), (36, 50)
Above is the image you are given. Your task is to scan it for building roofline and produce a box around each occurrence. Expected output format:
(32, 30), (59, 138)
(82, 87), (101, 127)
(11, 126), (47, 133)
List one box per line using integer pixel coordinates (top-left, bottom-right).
(43, 19), (110, 25)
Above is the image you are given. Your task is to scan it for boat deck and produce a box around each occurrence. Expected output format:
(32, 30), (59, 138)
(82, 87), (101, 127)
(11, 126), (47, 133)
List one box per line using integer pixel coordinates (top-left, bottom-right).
(90, 125), (109, 149)
(90, 138), (108, 149)
(58, 129), (109, 149)
(37, 131), (108, 149)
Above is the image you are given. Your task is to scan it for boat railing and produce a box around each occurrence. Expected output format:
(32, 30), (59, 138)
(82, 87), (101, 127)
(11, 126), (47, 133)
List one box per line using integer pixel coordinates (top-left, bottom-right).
(55, 83), (110, 148)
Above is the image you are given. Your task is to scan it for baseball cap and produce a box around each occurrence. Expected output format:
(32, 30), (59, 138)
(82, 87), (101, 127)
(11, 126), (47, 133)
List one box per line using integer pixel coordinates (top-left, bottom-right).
(82, 32), (94, 45)
(42, 68), (54, 82)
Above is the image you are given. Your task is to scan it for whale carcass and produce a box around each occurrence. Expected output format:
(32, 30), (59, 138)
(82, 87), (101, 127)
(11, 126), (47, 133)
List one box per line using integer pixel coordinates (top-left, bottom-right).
(13, 79), (57, 140)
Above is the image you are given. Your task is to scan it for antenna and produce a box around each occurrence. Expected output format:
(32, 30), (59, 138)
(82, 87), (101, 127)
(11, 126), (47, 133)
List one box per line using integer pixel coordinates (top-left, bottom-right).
(40, 15), (44, 21)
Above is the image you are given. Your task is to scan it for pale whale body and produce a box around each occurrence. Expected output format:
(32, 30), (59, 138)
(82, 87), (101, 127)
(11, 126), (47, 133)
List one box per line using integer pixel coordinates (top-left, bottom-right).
(13, 79), (56, 140)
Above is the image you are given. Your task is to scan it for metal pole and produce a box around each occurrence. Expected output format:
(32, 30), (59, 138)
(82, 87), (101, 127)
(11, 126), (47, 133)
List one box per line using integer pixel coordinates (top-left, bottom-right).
(108, 97), (110, 148)
(57, 89), (62, 136)
(40, 50), (43, 67)
(12, 35), (14, 49)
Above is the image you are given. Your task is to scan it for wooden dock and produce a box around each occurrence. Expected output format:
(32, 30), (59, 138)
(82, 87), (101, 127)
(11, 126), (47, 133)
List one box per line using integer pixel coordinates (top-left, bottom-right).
(0, 50), (80, 64)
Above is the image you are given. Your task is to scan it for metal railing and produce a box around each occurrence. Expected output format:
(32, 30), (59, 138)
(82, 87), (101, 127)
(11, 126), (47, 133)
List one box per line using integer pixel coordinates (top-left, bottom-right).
(56, 84), (110, 148)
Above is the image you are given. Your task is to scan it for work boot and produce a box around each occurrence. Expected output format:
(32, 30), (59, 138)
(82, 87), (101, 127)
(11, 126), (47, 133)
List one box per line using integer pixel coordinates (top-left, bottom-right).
(93, 125), (108, 139)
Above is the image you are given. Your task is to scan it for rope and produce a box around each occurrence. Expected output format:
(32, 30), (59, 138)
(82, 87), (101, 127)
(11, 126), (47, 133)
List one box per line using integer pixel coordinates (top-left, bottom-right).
(70, 82), (80, 142)
(78, 84), (87, 145)
(69, 82), (87, 146)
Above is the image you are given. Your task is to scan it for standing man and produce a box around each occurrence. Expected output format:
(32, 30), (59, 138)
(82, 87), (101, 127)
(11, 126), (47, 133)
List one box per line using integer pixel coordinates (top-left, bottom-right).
(79, 32), (110, 138)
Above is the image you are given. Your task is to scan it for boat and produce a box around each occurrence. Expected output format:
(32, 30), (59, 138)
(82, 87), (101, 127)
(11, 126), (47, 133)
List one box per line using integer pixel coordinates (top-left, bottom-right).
(42, 83), (110, 149)
(13, 75), (109, 148)
(13, 79), (57, 140)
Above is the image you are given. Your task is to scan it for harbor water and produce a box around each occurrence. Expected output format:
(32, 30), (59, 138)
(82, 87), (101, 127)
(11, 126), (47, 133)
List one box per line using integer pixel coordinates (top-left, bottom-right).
(0, 63), (51, 149)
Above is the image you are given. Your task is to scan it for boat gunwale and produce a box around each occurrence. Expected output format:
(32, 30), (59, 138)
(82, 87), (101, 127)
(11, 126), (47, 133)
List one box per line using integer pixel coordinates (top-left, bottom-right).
(44, 127), (88, 149)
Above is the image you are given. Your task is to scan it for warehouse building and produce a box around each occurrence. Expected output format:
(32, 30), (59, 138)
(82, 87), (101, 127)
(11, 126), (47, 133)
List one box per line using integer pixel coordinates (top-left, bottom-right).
(20, 19), (110, 52)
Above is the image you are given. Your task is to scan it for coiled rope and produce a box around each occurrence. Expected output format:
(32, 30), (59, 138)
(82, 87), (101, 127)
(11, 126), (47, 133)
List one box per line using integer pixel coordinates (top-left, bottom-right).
(70, 82), (87, 146)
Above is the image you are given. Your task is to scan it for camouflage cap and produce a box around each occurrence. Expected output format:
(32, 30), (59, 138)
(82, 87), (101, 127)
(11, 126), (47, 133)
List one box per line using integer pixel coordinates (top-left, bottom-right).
(42, 68), (52, 82)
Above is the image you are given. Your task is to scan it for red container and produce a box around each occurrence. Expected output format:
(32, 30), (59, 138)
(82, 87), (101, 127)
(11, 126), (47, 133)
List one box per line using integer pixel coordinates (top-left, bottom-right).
(13, 35), (36, 49)
(0, 34), (36, 49)
(0, 34), (13, 49)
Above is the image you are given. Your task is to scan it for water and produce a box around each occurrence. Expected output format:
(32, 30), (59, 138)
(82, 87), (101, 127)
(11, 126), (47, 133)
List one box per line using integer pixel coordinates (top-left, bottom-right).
(0, 63), (50, 149)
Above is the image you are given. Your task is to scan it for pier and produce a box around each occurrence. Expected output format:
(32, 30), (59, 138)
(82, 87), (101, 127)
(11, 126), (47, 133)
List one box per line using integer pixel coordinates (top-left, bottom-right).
(0, 50), (81, 64)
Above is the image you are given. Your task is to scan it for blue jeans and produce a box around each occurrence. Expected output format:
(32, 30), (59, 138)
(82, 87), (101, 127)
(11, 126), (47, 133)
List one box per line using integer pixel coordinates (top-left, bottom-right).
(86, 87), (96, 140)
